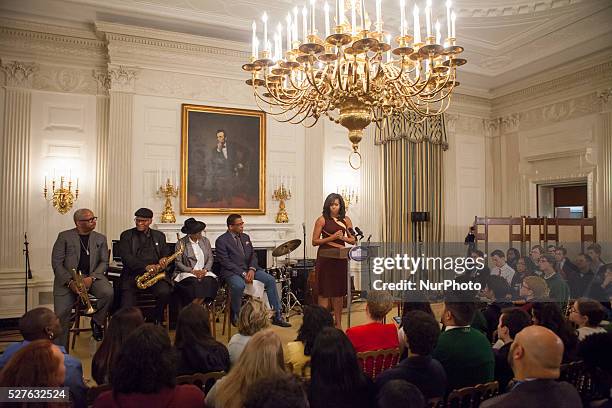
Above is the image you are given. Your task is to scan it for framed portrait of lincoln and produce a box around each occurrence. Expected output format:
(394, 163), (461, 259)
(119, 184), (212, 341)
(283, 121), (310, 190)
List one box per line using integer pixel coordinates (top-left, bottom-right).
(181, 104), (266, 214)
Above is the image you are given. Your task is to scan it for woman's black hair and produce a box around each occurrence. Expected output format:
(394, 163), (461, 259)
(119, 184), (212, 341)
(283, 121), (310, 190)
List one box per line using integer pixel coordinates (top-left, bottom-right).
(110, 324), (177, 394)
(175, 303), (219, 349)
(296, 305), (334, 356)
(532, 302), (578, 362)
(322, 193), (346, 221)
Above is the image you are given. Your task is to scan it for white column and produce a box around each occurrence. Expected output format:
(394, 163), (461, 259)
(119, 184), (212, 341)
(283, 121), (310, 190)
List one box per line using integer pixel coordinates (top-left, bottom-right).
(0, 61), (37, 275)
(94, 70), (111, 237)
(106, 66), (138, 241)
(597, 89), (612, 245)
(360, 125), (383, 242)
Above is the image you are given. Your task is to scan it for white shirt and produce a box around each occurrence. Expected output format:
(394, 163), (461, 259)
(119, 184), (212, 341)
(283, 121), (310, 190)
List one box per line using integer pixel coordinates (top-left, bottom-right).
(492, 263), (516, 286)
(174, 237), (217, 282)
(217, 144), (228, 159)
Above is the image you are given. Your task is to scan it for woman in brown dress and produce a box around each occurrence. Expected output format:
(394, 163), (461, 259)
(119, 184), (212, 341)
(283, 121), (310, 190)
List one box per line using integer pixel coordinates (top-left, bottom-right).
(312, 193), (356, 329)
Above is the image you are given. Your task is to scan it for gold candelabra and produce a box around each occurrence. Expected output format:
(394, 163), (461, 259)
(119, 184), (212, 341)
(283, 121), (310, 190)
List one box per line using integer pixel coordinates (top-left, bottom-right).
(158, 178), (179, 223)
(272, 183), (292, 223)
(338, 186), (358, 209)
(243, 1), (465, 168)
(44, 175), (79, 214)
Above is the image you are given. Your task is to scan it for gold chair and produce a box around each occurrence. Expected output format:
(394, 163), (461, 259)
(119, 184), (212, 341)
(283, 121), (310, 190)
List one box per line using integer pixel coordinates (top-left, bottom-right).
(446, 381), (499, 408)
(356, 347), (400, 379)
(176, 371), (226, 394)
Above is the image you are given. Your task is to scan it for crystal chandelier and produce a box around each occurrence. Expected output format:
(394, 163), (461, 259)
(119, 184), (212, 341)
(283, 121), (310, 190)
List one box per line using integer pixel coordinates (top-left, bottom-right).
(243, 0), (466, 168)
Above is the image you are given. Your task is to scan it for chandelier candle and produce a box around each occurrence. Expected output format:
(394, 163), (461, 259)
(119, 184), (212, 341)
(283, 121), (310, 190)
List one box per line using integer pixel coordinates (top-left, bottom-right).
(446, 0), (452, 39)
(324, 2), (330, 37)
(262, 13), (268, 52)
(413, 4), (421, 43)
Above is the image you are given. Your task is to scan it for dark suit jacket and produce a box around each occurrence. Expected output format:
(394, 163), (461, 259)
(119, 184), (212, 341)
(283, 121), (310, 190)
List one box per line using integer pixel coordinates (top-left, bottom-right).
(214, 231), (258, 279)
(52, 229), (109, 296)
(375, 355), (447, 399)
(493, 342), (514, 392)
(118, 228), (171, 289)
(479, 379), (582, 408)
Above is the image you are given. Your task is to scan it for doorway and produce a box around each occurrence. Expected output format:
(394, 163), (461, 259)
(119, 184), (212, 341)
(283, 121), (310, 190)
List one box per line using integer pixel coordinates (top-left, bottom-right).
(537, 182), (587, 218)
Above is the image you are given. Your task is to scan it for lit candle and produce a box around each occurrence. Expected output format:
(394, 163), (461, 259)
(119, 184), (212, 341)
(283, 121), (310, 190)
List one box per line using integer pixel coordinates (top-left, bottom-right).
(400, 0), (405, 36)
(254, 37), (259, 59)
(386, 34), (391, 61)
(451, 11), (456, 38)
(44, 173), (47, 190)
(302, 6), (308, 42)
(351, 0), (356, 35)
(286, 14), (292, 51)
(376, 0), (382, 31)
(262, 13), (269, 52)
(76, 177), (79, 190)
(293, 7), (299, 43)
(445, 0), (451, 39)
(435, 20), (441, 44)
(324, 2), (330, 37)
(252, 21), (257, 58)
(310, 0), (316, 34)
(339, 0), (345, 25)
(360, 0), (366, 31)
(413, 4), (421, 43)
(425, 0), (432, 38)
(274, 32), (279, 61)
(277, 23), (283, 59)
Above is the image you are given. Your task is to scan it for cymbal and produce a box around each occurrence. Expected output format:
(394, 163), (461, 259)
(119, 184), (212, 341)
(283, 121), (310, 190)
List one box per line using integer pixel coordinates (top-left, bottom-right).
(272, 239), (302, 257)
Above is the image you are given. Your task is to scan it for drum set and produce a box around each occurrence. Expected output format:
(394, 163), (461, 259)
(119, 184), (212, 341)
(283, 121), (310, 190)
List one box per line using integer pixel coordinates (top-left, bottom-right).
(267, 239), (303, 318)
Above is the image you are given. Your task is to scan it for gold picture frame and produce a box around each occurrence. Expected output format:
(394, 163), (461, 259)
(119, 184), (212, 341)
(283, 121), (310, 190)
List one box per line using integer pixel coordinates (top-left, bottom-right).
(181, 104), (266, 214)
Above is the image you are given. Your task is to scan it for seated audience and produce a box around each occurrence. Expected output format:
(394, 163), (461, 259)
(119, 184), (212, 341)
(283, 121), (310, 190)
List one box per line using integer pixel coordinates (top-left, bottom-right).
(347, 290), (399, 352)
(243, 374), (309, 408)
(531, 302), (578, 363)
(506, 248), (521, 271)
(570, 253), (596, 299)
(577, 332), (612, 404)
(94, 324), (205, 408)
(92, 307), (145, 385)
(539, 254), (570, 310)
(587, 243), (606, 275)
(529, 245), (544, 274)
(174, 303), (230, 375)
(227, 298), (269, 366)
(554, 246), (578, 280)
(469, 249), (490, 285)
(480, 326), (581, 408)
(493, 308), (532, 392)
(0, 307), (86, 407)
(376, 379), (425, 408)
(432, 294), (494, 392)
(397, 299), (436, 358)
(309, 327), (375, 408)
(587, 262), (612, 306)
(568, 298), (607, 341)
(206, 329), (286, 408)
(286, 304), (333, 377)
(490, 249), (516, 286)
(482, 276), (514, 342)
(375, 311), (446, 400)
(0, 339), (65, 388)
(519, 275), (550, 313)
(510, 256), (535, 296)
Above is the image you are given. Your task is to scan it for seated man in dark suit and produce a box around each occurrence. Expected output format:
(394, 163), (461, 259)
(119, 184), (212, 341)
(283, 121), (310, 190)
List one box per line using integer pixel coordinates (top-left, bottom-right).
(432, 294), (494, 392)
(493, 308), (532, 392)
(375, 310), (447, 400)
(215, 214), (290, 327)
(480, 325), (582, 408)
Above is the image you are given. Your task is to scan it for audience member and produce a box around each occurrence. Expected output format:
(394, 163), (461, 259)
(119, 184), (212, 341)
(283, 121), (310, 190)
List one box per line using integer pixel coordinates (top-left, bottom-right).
(469, 249), (490, 285)
(286, 304), (333, 377)
(174, 303), (230, 375)
(0, 307), (87, 407)
(376, 379), (425, 408)
(309, 327), (375, 408)
(398, 298), (436, 358)
(480, 326), (581, 408)
(531, 302), (578, 363)
(539, 254), (570, 310)
(0, 339), (65, 388)
(493, 308), (532, 391)
(347, 290), (399, 353)
(376, 311), (446, 399)
(206, 329), (285, 408)
(243, 374), (309, 408)
(568, 253), (595, 299)
(482, 276), (514, 341)
(519, 275), (549, 313)
(94, 324), (204, 408)
(433, 294), (494, 392)
(587, 243), (606, 275)
(554, 246), (578, 280)
(227, 298), (269, 366)
(490, 250), (516, 286)
(92, 307), (144, 385)
(510, 256), (534, 296)
(506, 248), (521, 271)
(587, 262), (612, 306)
(529, 245), (544, 272)
(568, 298), (607, 341)
(577, 332), (612, 404)
(546, 244), (557, 255)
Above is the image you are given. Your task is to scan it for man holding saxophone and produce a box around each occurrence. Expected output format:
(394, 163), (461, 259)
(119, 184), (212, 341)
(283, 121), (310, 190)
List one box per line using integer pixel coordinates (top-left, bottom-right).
(118, 208), (172, 325)
(52, 208), (114, 348)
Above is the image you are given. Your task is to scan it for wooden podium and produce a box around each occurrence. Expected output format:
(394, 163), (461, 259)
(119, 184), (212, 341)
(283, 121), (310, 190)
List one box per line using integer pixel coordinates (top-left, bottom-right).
(318, 247), (353, 328)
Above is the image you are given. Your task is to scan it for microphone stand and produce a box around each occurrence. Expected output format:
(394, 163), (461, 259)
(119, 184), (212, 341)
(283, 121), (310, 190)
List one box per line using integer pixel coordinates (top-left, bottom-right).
(302, 223), (307, 303)
(23, 233), (32, 313)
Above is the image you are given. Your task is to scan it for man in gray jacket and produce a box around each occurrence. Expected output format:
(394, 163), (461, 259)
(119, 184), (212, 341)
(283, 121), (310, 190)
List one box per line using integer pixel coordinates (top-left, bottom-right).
(52, 208), (113, 348)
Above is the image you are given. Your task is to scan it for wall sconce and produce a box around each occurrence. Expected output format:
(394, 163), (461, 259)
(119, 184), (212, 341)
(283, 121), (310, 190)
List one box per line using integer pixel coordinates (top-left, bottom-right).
(337, 185), (358, 209)
(44, 173), (79, 214)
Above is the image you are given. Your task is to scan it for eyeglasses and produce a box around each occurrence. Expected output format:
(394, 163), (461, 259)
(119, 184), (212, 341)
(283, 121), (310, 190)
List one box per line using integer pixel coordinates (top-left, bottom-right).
(134, 218), (151, 224)
(538, 259), (548, 264)
(232, 222), (245, 226)
(79, 217), (98, 223)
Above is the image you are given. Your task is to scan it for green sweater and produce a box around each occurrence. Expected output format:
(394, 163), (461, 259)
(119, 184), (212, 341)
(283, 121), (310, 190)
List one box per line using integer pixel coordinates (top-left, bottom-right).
(545, 273), (570, 310)
(433, 327), (494, 392)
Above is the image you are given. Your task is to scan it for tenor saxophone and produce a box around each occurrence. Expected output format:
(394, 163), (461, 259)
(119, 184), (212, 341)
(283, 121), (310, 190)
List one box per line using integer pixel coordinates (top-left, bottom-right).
(136, 234), (184, 289)
(71, 269), (95, 315)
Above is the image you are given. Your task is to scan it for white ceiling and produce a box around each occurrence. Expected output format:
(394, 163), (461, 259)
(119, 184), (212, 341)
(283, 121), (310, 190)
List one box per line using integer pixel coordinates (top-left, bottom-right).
(2, 0), (612, 96)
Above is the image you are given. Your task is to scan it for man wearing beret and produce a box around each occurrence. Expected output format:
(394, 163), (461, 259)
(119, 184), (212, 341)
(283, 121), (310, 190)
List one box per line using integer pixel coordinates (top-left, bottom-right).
(174, 217), (219, 305)
(118, 208), (172, 324)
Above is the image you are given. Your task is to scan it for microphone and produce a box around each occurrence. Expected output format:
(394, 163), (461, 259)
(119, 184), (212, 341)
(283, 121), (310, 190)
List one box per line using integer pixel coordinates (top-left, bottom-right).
(302, 222), (306, 234)
(355, 227), (365, 239)
(366, 234), (372, 242)
(348, 227), (357, 237)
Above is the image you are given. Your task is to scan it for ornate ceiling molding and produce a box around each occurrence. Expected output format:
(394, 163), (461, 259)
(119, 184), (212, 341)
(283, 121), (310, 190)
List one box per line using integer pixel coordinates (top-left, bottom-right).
(454, 0), (588, 18)
(1, 60), (38, 88)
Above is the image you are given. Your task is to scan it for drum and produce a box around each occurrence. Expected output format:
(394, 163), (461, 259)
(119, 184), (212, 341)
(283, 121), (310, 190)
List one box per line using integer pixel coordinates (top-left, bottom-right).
(267, 266), (289, 282)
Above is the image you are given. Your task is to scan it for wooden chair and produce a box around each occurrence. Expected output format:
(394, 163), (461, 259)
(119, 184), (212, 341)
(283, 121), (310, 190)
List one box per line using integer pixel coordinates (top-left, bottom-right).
(445, 381), (499, 408)
(356, 347), (400, 379)
(69, 296), (101, 351)
(86, 383), (111, 406)
(176, 371), (226, 394)
(134, 292), (170, 332)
